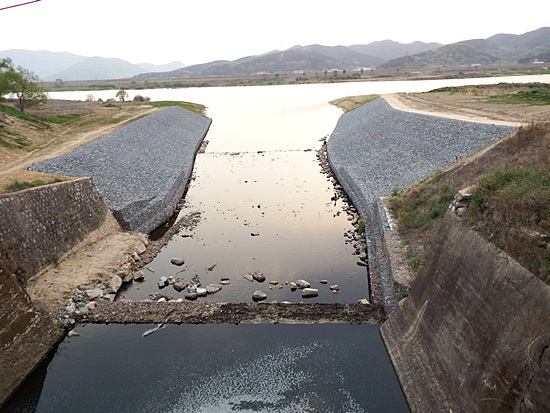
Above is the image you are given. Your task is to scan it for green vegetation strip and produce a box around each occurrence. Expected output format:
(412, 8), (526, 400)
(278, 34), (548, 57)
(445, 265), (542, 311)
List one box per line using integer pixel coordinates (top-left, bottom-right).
(149, 101), (207, 116)
(0, 103), (48, 126)
(487, 88), (550, 105)
(6, 178), (65, 192)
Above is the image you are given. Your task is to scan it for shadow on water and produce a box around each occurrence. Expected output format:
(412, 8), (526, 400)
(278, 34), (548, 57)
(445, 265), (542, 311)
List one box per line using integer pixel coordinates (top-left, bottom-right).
(3, 324), (409, 413)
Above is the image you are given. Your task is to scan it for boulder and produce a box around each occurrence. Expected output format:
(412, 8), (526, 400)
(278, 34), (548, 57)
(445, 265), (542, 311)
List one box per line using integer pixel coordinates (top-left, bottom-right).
(171, 258), (185, 266)
(173, 283), (186, 292)
(85, 288), (103, 300)
(252, 290), (267, 301)
(295, 279), (310, 289)
(252, 271), (265, 282)
(158, 276), (169, 289)
(302, 288), (318, 298)
(206, 284), (222, 294)
(110, 275), (123, 292)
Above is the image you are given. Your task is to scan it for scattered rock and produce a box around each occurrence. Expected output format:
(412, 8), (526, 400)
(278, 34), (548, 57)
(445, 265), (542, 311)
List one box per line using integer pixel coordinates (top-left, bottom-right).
(252, 271), (265, 282)
(302, 288), (319, 298)
(68, 330), (80, 338)
(358, 298), (370, 305)
(356, 261), (368, 267)
(220, 280), (231, 285)
(319, 280), (328, 284)
(221, 277), (230, 281)
(295, 279), (311, 289)
(158, 276), (169, 289)
(243, 274), (254, 282)
(269, 280), (279, 285)
(173, 283), (186, 292)
(134, 271), (145, 281)
(196, 287), (207, 297)
(252, 290), (267, 301)
(86, 301), (98, 311)
(206, 284), (222, 294)
(85, 288), (103, 300)
(184, 289), (198, 300)
(111, 275), (123, 292)
(171, 258), (185, 266)
(329, 285), (339, 291)
(289, 282), (298, 290)
(251, 232), (260, 237)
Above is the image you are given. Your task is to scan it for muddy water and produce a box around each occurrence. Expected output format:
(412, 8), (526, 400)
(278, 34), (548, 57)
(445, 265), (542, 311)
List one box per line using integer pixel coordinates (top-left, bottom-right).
(122, 150), (368, 303)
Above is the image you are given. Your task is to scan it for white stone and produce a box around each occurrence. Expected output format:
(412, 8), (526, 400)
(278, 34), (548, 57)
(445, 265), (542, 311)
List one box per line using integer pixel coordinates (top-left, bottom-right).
(301, 288), (318, 298)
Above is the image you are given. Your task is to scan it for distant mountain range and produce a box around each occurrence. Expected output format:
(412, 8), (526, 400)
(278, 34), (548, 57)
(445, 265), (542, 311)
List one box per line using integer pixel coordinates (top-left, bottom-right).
(0, 49), (185, 81)
(1, 27), (548, 81)
(381, 27), (550, 68)
(136, 42), (442, 79)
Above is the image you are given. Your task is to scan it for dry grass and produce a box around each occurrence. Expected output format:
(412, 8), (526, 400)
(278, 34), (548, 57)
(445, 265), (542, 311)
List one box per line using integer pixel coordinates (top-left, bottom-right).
(390, 123), (550, 283)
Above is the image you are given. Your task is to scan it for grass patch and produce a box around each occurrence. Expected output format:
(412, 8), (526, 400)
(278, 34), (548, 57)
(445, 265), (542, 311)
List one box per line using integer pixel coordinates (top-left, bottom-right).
(0, 128), (31, 149)
(0, 103), (49, 126)
(149, 101), (207, 116)
(43, 113), (82, 124)
(389, 122), (550, 284)
(357, 218), (366, 235)
(329, 95), (380, 112)
(6, 178), (65, 192)
(487, 88), (550, 105)
(467, 167), (550, 280)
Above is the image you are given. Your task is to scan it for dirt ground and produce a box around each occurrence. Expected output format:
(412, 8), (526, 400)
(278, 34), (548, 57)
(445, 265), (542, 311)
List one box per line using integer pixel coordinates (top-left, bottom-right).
(5, 91), (548, 317)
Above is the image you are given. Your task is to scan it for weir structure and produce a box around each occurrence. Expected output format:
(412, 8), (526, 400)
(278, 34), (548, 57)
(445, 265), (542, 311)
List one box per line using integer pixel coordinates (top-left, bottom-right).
(2, 98), (548, 412)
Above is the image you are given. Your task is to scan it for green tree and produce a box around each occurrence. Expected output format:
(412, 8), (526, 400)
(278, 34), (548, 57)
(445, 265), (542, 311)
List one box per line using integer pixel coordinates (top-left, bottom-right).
(116, 90), (129, 102)
(0, 58), (46, 111)
(0, 58), (15, 98)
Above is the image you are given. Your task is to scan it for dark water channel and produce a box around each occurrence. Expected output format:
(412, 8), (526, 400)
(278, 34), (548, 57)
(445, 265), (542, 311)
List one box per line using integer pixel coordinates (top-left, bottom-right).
(4, 324), (408, 413)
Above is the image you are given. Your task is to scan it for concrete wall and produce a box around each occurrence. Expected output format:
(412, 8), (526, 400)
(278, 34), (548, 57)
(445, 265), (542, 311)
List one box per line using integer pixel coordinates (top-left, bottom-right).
(0, 259), (59, 408)
(380, 213), (550, 413)
(0, 178), (109, 279)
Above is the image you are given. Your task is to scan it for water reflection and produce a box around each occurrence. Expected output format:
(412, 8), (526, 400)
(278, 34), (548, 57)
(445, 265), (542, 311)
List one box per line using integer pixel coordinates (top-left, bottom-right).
(3, 324), (409, 413)
(122, 151), (368, 303)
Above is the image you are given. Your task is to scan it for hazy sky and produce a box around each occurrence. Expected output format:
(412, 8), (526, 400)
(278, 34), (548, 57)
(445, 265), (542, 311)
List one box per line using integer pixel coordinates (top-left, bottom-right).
(1, 0), (548, 65)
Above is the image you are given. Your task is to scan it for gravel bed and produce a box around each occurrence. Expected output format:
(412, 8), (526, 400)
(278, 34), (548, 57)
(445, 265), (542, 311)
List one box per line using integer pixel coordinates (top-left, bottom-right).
(30, 107), (211, 234)
(327, 97), (516, 202)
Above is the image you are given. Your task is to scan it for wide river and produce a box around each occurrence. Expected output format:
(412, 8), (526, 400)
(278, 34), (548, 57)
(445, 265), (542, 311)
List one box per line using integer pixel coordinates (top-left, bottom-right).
(4, 75), (548, 413)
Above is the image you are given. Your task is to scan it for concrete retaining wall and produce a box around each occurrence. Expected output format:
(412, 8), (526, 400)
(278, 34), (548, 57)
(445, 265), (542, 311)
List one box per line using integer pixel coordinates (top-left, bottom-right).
(0, 178), (109, 279)
(380, 213), (550, 412)
(0, 259), (59, 408)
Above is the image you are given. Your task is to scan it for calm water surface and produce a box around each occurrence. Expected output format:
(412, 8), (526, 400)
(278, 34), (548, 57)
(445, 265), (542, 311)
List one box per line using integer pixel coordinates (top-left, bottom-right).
(3, 324), (409, 413)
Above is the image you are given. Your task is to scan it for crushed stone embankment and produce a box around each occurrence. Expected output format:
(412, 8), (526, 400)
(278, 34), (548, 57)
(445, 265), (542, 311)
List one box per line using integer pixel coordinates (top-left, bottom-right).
(29, 106), (211, 234)
(326, 97), (516, 312)
(327, 97), (516, 206)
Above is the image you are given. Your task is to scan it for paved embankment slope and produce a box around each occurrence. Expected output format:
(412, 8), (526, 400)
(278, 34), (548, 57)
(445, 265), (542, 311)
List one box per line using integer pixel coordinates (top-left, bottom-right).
(30, 106), (211, 234)
(327, 97), (516, 312)
(327, 97), (516, 206)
